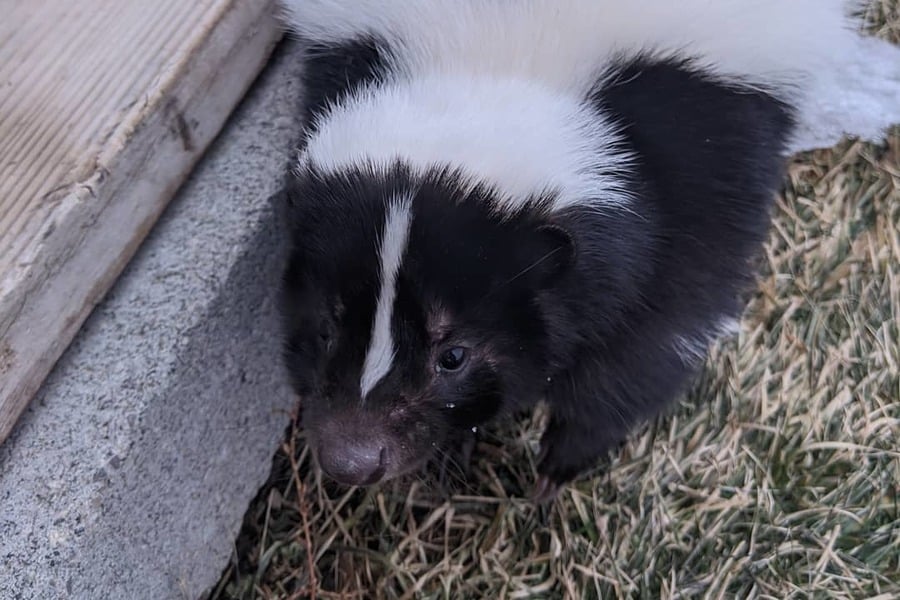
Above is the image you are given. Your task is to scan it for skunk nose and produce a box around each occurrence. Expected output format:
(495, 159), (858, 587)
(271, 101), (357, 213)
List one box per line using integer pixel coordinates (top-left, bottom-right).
(317, 441), (387, 486)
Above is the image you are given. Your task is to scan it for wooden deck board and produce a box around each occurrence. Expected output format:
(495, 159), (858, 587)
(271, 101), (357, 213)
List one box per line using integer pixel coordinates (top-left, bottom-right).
(0, 0), (283, 442)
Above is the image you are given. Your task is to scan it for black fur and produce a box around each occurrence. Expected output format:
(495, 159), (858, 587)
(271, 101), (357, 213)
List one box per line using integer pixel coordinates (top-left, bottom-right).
(283, 163), (576, 482)
(297, 36), (392, 136)
(527, 58), (796, 486)
(281, 46), (797, 496)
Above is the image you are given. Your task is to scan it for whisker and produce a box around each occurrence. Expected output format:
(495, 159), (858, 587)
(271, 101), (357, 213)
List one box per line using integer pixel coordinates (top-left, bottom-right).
(472, 246), (564, 309)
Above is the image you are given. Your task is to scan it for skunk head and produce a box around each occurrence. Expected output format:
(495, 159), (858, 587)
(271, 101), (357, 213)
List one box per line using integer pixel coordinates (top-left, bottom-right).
(280, 163), (594, 486)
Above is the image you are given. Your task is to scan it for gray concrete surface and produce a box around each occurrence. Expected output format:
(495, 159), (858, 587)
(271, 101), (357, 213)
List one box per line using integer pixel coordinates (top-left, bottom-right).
(0, 40), (304, 599)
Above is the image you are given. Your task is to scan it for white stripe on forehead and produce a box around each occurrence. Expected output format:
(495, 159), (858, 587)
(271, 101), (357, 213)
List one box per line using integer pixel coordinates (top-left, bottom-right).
(360, 194), (414, 398)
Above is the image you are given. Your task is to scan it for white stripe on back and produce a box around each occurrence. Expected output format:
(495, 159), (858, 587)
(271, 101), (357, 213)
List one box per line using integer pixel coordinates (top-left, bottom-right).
(360, 194), (414, 398)
(300, 76), (634, 214)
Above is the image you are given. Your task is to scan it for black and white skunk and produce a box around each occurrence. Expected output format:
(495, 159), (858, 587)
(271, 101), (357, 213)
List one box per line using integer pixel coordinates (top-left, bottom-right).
(277, 0), (900, 501)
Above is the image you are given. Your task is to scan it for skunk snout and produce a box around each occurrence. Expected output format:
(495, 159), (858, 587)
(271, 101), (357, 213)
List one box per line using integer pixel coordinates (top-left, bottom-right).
(314, 417), (389, 486)
(318, 441), (387, 486)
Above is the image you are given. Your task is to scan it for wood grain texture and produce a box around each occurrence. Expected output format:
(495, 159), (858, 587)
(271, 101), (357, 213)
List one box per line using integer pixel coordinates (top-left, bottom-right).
(0, 0), (284, 442)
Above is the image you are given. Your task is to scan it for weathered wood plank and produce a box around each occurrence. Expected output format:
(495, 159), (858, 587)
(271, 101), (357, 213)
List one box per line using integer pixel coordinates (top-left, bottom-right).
(0, 0), (284, 442)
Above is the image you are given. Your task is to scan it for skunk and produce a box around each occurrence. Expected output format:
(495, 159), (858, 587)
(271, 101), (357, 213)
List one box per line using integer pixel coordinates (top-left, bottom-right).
(277, 0), (900, 501)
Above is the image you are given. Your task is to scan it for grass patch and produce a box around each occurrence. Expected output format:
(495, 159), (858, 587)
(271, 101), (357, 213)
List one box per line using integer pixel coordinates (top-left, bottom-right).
(211, 7), (900, 599)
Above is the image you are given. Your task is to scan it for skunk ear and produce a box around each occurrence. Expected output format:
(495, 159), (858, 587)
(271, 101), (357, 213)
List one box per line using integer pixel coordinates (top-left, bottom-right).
(532, 223), (576, 287)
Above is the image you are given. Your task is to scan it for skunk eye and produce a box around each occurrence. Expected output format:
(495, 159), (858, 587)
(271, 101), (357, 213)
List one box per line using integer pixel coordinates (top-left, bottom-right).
(437, 347), (467, 372)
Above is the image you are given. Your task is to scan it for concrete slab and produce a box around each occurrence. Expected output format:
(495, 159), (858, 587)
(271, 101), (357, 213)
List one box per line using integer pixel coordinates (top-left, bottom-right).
(0, 39), (304, 599)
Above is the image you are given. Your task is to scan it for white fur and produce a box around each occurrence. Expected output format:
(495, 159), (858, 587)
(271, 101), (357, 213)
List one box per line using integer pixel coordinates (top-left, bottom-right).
(788, 34), (900, 154)
(283, 0), (860, 94)
(360, 195), (414, 398)
(285, 0), (900, 212)
(301, 76), (634, 212)
(671, 334), (711, 366)
(672, 317), (741, 365)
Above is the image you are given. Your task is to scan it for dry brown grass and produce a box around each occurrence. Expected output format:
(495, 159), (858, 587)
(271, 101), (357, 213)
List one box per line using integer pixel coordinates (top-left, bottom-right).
(210, 6), (900, 599)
